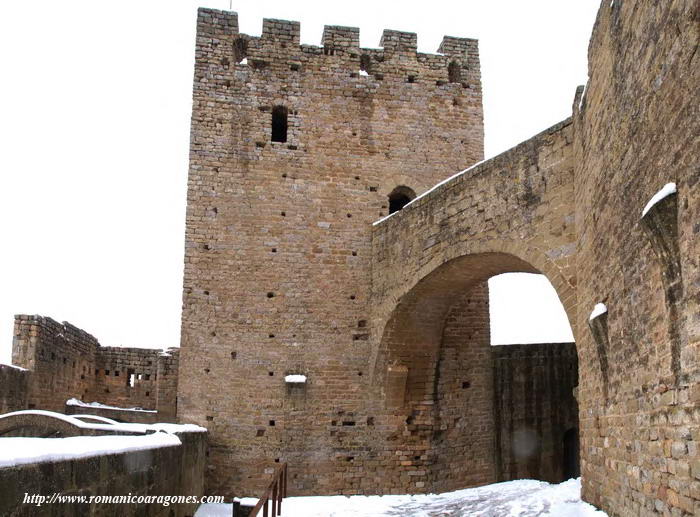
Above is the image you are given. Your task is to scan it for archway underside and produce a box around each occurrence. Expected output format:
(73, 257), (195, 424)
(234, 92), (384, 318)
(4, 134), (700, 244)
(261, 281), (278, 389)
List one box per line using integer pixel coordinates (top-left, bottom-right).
(373, 251), (579, 492)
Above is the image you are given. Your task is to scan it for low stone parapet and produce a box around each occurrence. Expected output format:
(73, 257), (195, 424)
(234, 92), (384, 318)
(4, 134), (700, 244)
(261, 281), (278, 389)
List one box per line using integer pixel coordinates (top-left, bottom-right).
(0, 410), (207, 516)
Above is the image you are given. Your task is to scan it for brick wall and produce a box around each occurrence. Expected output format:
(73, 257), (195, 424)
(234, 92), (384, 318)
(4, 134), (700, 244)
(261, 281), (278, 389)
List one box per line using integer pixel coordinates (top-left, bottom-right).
(87, 347), (160, 410)
(13, 315), (98, 412)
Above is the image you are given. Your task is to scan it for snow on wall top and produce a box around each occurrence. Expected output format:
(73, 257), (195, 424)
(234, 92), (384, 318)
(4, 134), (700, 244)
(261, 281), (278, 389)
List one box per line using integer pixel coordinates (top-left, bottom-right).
(642, 183), (676, 217)
(589, 303), (608, 321)
(372, 159), (487, 226)
(0, 409), (207, 435)
(0, 362), (28, 371)
(0, 433), (181, 469)
(66, 398), (157, 413)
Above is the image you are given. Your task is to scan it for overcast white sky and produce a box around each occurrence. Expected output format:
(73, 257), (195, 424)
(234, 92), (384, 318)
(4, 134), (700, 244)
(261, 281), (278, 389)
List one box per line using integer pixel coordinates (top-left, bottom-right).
(0, 1), (597, 362)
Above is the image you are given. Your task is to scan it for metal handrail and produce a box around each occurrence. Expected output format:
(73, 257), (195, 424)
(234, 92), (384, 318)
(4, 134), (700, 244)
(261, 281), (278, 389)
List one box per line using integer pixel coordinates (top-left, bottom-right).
(247, 463), (288, 517)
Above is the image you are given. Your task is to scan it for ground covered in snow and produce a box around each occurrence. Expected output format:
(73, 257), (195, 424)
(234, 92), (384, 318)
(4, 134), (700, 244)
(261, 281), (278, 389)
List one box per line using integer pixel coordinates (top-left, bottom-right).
(195, 478), (607, 517)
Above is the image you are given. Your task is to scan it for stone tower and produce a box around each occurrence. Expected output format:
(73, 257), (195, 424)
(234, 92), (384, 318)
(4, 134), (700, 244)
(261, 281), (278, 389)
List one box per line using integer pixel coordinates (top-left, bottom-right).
(179, 8), (484, 494)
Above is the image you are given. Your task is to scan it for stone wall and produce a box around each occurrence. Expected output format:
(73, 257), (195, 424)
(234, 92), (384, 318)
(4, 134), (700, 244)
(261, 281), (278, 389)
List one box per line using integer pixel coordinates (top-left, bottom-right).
(179, 8), (485, 496)
(367, 119), (576, 494)
(0, 364), (29, 413)
(430, 284), (497, 492)
(177, 0), (699, 510)
(13, 315), (98, 412)
(493, 342), (578, 484)
(572, 0), (700, 515)
(8, 315), (179, 419)
(0, 430), (206, 516)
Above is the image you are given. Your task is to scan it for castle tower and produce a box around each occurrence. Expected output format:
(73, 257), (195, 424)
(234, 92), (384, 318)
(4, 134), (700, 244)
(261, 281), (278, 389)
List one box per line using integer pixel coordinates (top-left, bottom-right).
(179, 8), (484, 495)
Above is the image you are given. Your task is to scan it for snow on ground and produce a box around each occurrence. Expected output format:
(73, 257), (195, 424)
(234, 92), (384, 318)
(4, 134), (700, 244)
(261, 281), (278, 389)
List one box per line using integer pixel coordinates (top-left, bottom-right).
(0, 433), (181, 468)
(195, 478), (607, 517)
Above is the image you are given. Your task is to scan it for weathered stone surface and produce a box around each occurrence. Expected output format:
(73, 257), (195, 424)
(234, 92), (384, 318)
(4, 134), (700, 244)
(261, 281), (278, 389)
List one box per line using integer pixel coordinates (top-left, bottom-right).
(1, 315), (178, 420)
(179, 8), (485, 496)
(0, 365), (29, 413)
(0, 429), (206, 516)
(179, 2), (699, 513)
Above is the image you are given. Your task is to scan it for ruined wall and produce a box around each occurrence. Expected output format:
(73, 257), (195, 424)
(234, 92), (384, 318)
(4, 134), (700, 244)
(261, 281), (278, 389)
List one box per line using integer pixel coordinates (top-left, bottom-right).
(493, 342), (578, 484)
(13, 315), (98, 412)
(573, 1), (700, 515)
(9, 315), (179, 419)
(179, 8), (484, 496)
(87, 347), (160, 410)
(0, 364), (29, 413)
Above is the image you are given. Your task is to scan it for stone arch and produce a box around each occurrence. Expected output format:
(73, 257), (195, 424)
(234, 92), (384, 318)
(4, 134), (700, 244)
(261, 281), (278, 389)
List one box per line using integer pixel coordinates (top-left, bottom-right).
(371, 241), (578, 401)
(369, 243), (580, 490)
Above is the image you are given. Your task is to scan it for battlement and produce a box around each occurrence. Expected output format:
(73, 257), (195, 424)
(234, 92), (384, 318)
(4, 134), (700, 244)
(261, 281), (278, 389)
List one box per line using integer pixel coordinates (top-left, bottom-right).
(322, 25), (360, 51)
(262, 18), (300, 45)
(379, 29), (417, 53)
(194, 8), (480, 85)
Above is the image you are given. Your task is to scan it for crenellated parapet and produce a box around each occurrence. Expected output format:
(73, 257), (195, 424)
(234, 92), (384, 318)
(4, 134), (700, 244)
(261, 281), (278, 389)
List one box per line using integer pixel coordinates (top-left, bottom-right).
(194, 8), (481, 89)
(322, 25), (360, 53)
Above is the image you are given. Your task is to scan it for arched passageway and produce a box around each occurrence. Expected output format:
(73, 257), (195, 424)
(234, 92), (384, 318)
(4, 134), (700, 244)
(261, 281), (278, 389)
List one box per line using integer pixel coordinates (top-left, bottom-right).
(373, 251), (579, 492)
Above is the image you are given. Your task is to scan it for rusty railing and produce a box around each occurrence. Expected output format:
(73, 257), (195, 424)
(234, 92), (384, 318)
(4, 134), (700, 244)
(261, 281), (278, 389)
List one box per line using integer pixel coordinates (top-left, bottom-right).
(247, 463), (288, 517)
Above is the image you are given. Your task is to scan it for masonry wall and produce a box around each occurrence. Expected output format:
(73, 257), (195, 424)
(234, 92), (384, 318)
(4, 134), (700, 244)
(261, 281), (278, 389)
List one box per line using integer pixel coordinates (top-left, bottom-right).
(493, 342), (578, 484)
(178, 0), (698, 505)
(179, 8), (484, 496)
(0, 365), (29, 413)
(431, 284), (497, 492)
(572, 1), (700, 515)
(13, 315), (98, 412)
(0, 430), (206, 517)
(367, 118), (576, 494)
(9, 315), (179, 419)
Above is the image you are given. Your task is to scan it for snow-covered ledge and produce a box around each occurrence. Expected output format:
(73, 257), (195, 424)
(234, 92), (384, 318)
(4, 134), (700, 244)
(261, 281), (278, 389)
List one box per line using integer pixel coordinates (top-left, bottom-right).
(66, 398), (157, 413)
(0, 432), (181, 469)
(0, 411), (207, 517)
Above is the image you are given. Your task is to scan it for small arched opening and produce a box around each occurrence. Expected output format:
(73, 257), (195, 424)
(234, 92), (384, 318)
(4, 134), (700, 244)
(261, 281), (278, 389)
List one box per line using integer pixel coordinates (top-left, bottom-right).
(271, 105), (288, 143)
(388, 186), (416, 214)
